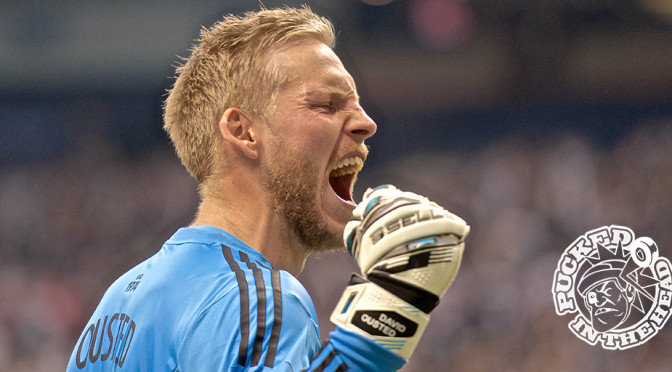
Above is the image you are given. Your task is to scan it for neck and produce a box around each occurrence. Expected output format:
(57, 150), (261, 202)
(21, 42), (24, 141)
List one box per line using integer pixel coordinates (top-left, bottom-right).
(190, 180), (309, 276)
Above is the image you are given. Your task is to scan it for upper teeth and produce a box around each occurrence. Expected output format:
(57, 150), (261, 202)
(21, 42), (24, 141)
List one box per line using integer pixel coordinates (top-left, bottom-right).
(330, 156), (363, 177)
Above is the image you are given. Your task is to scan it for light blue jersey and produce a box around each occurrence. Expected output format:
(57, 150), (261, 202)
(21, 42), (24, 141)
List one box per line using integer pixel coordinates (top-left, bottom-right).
(68, 226), (405, 371)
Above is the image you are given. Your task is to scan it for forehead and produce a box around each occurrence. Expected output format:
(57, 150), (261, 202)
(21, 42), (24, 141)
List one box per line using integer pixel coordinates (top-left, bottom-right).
(268, 39), (356, 94)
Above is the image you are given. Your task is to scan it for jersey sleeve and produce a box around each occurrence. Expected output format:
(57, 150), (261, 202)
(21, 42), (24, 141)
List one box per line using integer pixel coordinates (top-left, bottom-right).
(304, 327), (406, 372)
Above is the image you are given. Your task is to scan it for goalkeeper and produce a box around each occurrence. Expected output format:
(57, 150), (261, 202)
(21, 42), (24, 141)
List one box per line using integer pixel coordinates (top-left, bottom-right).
(67, 6), (469, 371)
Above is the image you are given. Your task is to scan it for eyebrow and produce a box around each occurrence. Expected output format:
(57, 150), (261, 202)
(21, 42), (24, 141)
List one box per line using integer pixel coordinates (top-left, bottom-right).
(304, 86), (359, 103)
(331, 87), (359, 103)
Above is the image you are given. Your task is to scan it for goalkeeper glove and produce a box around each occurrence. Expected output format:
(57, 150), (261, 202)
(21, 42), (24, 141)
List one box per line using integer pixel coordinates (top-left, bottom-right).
(331, 185), (470, 359)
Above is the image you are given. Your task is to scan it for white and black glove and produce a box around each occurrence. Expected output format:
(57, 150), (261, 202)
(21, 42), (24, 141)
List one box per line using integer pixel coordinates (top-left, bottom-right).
(331, 185), (470, 359)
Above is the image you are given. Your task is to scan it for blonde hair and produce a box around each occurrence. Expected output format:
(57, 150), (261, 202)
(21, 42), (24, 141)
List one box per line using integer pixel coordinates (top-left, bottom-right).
(163, 6), (335, 191)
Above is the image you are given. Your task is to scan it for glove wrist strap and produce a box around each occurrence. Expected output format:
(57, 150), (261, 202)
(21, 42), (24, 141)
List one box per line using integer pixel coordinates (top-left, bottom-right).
(368, 270), (440, 313)
(330, 274), (430, 359)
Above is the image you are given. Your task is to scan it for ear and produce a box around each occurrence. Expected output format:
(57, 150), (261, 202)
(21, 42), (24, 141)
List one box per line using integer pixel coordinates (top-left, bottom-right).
(219, 107), (259, 160)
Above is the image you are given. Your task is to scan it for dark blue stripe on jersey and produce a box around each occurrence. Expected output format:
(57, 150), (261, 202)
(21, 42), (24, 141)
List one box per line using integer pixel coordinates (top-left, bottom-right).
(314, 349), (338, 372)
(335, 362), (349, 372)
(221, 245), (250, 367)
(239, 252), (267, 366)
(264, 269), (283, 367)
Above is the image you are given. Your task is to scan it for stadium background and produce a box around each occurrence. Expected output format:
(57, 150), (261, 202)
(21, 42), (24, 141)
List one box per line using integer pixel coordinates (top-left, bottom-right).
(1, 0), (672, 370)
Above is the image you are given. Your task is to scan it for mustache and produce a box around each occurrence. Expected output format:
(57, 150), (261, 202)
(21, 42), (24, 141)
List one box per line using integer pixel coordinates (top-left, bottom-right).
(329, 144), (370, 166)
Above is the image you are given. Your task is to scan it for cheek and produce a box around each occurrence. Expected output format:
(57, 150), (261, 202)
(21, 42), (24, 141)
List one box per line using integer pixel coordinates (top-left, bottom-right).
(302, 123), (340, 156)
(278, 111), (341, 159)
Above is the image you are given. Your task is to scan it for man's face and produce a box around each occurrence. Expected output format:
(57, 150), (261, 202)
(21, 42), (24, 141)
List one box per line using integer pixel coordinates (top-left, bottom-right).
(261, 38), (377, 253)
(584, 279), (632, 332)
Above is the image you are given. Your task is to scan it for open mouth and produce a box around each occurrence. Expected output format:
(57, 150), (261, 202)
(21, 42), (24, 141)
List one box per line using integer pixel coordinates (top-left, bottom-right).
(329, 156), (363, 202)
(595, 308), (618, 316)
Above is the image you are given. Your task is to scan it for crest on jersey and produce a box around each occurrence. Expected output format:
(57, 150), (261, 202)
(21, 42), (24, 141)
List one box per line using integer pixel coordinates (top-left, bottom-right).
(552, 225), (672, 349)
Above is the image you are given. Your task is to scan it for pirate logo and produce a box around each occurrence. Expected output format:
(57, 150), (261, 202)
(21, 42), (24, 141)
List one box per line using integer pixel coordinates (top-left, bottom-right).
(552, 225), (672, 350)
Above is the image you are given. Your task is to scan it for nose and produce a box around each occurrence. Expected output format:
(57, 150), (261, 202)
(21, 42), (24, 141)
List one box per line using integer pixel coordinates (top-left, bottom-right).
(345, 106), (377, 142)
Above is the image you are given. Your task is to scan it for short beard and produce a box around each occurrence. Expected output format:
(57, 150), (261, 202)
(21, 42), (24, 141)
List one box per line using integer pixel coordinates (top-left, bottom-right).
(261, 139), (343, 254)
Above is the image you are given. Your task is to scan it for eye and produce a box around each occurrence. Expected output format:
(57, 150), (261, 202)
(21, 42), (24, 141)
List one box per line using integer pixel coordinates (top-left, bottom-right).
(314, 102), (338, 114)
(586, 292), (600, 306)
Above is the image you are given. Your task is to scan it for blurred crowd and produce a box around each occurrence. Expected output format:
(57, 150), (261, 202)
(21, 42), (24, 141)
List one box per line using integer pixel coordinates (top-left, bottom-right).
(1, 118), (672, 371)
